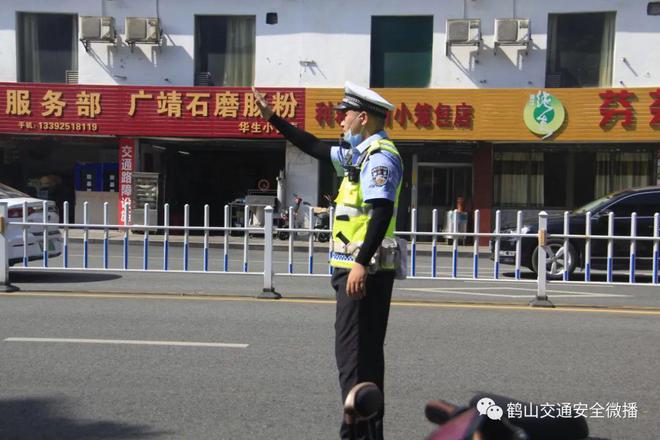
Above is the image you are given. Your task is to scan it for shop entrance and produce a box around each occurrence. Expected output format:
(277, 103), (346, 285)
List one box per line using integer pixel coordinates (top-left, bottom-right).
(415, 163), (472, 234)
(147, 141), (285, 228)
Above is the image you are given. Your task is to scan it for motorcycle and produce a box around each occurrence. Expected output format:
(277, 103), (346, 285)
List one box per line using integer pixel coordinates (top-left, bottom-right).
(343, 383), (592, 440)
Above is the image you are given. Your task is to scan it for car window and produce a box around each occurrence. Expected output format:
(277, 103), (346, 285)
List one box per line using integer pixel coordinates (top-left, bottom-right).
(574, 193), (615, 213)
(0, 182), (29, 198)
(609, 192), (660, 217)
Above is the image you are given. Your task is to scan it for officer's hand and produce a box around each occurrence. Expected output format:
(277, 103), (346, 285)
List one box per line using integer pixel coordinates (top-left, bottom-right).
(252, 86), (274, 120)
(346, 263), (367, 299)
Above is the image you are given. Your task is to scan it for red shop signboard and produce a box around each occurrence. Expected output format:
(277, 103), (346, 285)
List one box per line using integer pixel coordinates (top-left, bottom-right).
(0, 83), (304, 138)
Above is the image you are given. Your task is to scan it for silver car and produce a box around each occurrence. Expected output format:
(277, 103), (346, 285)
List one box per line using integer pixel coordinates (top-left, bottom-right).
(0, 182), (63, 266)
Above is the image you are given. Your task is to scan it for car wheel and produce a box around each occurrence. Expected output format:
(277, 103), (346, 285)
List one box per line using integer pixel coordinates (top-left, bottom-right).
(278, 231), (289, 240)
(531, 240), (577, 280)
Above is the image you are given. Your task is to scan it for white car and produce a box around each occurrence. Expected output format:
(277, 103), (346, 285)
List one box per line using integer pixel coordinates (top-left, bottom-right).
(0, 182), (63, 266)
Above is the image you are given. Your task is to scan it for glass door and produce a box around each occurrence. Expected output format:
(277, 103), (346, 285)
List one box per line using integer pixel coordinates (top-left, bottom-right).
(416, 163), (472, 234)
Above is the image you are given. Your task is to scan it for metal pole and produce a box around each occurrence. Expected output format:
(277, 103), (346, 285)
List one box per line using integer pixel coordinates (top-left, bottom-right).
(42, 200), (48, 268)
(223, 204), (229, 272)
(103, 202), (109, 269)
(0, 203), (18, 292)
(259, 205), (280, 299)
(22, 200), (27, 267)
(83, 201), (89, 269)
(184, 204), (190, 272)
(328, 206), (334, 275)
(123, 200), (129, 270)
(411, 208), (417, 277)
(563, 211), (570, 281)
(243, 204), (249, 272)
(451, 210), (458, 278)
(530, 211), (554, 307)
(431, 209), (437, 278)
(514, 210), (522, 280)
(308, 205), (314, 274)
(63, 201), (69, 268)
(163, 203), (170, 271)
(607, 212), (614, 283)
(143, 203), (149, 271)
(654, 213), (659, 285)
(584, 211), (591, 282)
(203, 204), (210, 272)
(629, 212), (636, 284)
(472, 209), (480, 279)
(288, 206), (294, 273)
(493, 210), (501, 280)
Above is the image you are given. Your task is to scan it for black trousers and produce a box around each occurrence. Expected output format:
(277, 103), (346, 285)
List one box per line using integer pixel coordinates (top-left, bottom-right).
(331, 268), (395, 440)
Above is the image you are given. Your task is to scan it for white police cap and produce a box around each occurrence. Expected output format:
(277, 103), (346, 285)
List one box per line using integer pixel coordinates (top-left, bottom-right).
(334, 81), (395, 117)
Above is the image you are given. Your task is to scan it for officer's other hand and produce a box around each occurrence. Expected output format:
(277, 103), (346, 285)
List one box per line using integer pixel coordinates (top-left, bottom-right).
(252, 86), (274, 120)
(346, 263), (367, 299)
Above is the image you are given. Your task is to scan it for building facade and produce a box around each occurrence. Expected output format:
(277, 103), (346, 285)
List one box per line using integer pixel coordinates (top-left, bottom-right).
(0, 0), (658, 233)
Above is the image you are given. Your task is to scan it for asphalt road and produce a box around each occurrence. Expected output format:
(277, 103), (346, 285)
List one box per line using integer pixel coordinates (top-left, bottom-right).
(10, 240), (660, 309)
(0, 292), (658, 439)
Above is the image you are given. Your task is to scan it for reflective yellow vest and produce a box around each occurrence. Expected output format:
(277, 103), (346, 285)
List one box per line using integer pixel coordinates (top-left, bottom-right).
(330, 138), (402, 269)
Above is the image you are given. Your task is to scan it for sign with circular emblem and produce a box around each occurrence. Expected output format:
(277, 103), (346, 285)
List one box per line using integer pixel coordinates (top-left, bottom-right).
(523, 91), (566, 139)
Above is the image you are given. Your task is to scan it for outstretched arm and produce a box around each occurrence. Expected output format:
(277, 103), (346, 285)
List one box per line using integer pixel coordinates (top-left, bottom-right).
(253, 87), (331, 162)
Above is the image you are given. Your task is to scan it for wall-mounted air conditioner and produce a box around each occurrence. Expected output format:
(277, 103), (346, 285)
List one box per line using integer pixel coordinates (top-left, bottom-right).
(494, 19), (531, 55)
(446, 19), (481, 56)
(79, 16), (116, 52)
(125, 17), (162, 50)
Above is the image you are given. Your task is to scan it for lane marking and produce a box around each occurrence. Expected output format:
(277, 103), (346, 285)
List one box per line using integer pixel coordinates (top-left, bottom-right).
(400, 287), (629, 298)
(3, 337), (248, 348)
(2, 291), (660, 316)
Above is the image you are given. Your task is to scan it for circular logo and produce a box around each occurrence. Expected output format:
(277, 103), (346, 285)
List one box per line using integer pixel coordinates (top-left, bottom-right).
(523, 91), (565, 138)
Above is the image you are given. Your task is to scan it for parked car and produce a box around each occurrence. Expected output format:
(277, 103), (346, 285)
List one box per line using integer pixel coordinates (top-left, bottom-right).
(491, 186), (660, 279)
(0, 182), (63, 266)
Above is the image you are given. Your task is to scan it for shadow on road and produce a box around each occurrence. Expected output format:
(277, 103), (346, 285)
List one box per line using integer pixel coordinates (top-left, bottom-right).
(0, 397), (168, 439)
(8, 271), (122, 284)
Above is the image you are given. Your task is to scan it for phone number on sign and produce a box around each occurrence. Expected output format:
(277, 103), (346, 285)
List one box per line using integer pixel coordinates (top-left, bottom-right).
(18, 121), (99, 132)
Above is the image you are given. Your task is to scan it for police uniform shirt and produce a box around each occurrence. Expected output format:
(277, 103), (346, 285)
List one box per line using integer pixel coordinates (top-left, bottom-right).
(330, 131), (402, 202)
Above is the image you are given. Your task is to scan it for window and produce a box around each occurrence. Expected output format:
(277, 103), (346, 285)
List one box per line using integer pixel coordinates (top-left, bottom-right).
(495, 147), (654, 209)
(545, 12), (615, 88)
(493, 152), (544, 207)
(595, 152), (653, 197)
(17, 12), (77, 83)
(195, 16), (255, 86)
(370, 16), (433, 88)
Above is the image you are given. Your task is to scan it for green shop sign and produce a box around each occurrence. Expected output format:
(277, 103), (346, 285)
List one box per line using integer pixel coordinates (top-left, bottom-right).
(523, 91), (566, 139)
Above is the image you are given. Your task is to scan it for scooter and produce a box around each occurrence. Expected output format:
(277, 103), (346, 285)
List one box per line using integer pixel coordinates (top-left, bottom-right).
(277, 193), (308, 240)
(278, 193), (331, 242)
(312, 193), (334, 243)
(343, 383), (591, 440)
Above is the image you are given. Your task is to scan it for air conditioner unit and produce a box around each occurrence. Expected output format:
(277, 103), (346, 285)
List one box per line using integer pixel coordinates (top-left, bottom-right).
(196, 72), (213, 86)
(494, 18), (531, 54)
(446, 19), (481, 55)
(65, 70), (78, 85)
(125, 17), (162, 49)
(79, 16), (116, 51)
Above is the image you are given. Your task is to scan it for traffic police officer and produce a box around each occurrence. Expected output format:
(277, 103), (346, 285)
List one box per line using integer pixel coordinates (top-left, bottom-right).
(253, 82), (402, 440)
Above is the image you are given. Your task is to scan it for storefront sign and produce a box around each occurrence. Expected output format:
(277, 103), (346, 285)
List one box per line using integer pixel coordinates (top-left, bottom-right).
(1, 83), (304, 138)
(523, 91), (566, 139)
(305, 88), (660, 142)
(118, 138), (135, 225)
